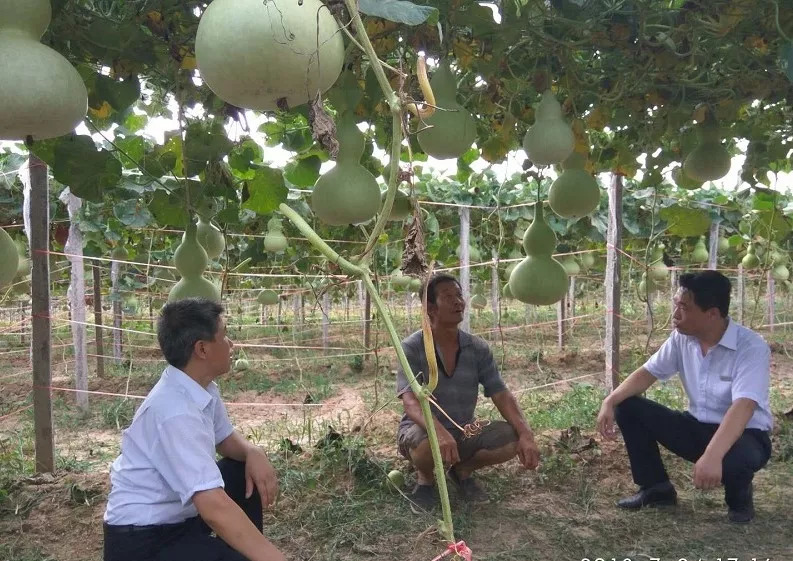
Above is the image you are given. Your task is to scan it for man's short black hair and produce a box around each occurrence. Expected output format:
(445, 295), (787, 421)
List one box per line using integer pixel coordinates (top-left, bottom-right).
(157, 298), (224, 369)
(678, 270), (731, 318)
(421, 273), (461, 305)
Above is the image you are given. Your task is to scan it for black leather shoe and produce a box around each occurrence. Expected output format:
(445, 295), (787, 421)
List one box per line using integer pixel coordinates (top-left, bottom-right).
(728, 505), (755, 524)
(617, 481), (677, 510)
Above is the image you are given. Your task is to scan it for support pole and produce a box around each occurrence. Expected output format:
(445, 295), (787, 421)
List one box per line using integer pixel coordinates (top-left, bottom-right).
(491, 248), (499, 338)
(605, 174), (623, 391)
(737, 264), (745, 324)
(111, 260), (122, 362)
(708, 221), (720, 270)
(30, 154), (53, 473)
(92, 264), (105, 379)
(768, 274), (775, 333)
(363, 290), (371, 359)
(459, 207), (471, 332)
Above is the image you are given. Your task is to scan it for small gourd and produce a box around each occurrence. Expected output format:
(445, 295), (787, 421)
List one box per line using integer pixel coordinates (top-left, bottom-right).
(408, 277), (422, 292)
(508, 202), (569, 306)
(560, 255), (580, 276)
(257, 289), (279, 306)
(263, 217), (288, 253)
(385, 189), (412, 222)
(741, 245), (760, 269)
(311, 113), (381, 225)
(717, 237), (730, 252)
(390, 269), (412, 290)
(672, 166), (703, 190)
(691, 236), (709, 264)
(0, 228), (19, 287)
(772, 264), (790, 282)
(168, 220), (221, 303)
(417, 61), (477, 160)
(195, 217), (226, 260)
(0, 0), (88, 140)
(579, 251), (596, 271)
(683, 115), (731, 182)
(470, 293), (487, 309)
(648, 244), (668, 282)
(522, 90), (574, 166)
(548, 152), (600, 218)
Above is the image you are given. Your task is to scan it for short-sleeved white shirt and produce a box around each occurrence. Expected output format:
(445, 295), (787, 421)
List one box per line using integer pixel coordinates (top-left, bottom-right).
(104, 365), (235, 525)
(644, 318), (773, 431)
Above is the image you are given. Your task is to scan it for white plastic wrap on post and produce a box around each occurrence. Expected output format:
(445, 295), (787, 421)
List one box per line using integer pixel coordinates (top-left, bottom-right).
(405, 291), (412, 333)
(459, 207), (471, 332)
(322, 291), (330, 350)
(111, 260), (122, 361)
(768, 274), (775, 333)
(737, 264), (744, 324)
(491, 249), (499, 334)
(708, 222), (720, 270)
(556, 296), (565, 350)
(568, 276), (576, 320)
(60, 190), (89, 411)
(292, 293), (300, 332)
(605, 174), (623, 391)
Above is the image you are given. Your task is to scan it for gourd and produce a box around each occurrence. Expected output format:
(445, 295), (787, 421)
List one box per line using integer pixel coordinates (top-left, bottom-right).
(672, 166), (703, 190)
(263, 217), (288, 253)
(233, 358), (250, 372)
(0, 0), (88, 140)
(390, 269), (412, 290)
(502, 282), (513, 299)
(648, 244), (668, 282)
(504, 250), (522, 279)
(508, 202), (569, 305)
(741, 245), (760, 269)
(168, 221), (221, 303)
(470, 293), (487, 309)
(0, 228), (19, 287)
(311, 114), (380, 225)
(195, 217), (225, 260)
(417, 61), (477, 160)
(522, 90), (574, 166)
(257, 289), (279, 306)
(387, 469), (405, 490)
(385, 189), (412, 222)
(683, 115), (731, 182)
(717, 237), (730, 253)
(772, 264), (790, 282)
(560, 255), (580, 276)
(691, 236), (709, 264)
(408, 277), (422, 292)
(579, 251), (596, 271)
(548, 152), (600, 218)
(195, 0), (344, 111)
(456, 243), (482, 263)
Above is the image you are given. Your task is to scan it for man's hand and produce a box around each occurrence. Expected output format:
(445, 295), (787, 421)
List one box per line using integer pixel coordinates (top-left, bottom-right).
(437, 426), (460, 466)
(516, 433), (540, 470)
(693, 452), (723, 490)
(244, 447), (279, 506)
(597, 399), (618, 440)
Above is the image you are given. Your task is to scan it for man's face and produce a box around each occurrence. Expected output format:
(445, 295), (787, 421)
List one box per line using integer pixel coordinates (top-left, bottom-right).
(429, 281), (465, 325)
(202, 315), (234, 374)
(672, 288), (714, 336)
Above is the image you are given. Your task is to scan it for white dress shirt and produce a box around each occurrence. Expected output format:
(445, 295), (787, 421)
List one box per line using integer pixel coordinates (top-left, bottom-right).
(644, 318), (773, 431)
(104, 365), (235, 525)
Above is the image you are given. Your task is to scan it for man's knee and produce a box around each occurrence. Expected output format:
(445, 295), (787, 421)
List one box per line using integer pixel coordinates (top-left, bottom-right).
(614, 395), (645, 424)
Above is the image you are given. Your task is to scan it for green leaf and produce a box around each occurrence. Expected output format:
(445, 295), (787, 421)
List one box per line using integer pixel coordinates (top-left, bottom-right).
(242, 167), (288, 215)
(184, 122), (233, 176)
(123, 113), (148, 133)
(113, 199), (153, 228)
(229, 138), (263, 178)
(53, 136), (122, 202)
(149, 189), (188, 228)
(658, 205), (711, 237)
(29, 137), (64, 167)
(95, 74), (141, 112)
(284, 156), (322, 187)
(359, 0), (439, 25)
(114, 136), (146, 169)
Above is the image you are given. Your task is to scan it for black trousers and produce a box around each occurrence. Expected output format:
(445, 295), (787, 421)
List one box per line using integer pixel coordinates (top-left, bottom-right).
(615, 396), (772, 509)
(104, 458), (263, 561)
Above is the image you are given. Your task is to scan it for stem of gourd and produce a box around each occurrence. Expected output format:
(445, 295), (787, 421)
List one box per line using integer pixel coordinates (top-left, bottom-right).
(278, 202), (456, 542)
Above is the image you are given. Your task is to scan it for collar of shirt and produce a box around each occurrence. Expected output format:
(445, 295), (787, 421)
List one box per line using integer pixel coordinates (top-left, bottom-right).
(715, 318), (738, 351)
(163, 365), (214, 410)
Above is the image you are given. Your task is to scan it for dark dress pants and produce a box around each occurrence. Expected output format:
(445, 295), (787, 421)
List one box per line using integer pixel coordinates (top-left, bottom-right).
(615, 396), (772, 509)
(103, 458), (263, 561)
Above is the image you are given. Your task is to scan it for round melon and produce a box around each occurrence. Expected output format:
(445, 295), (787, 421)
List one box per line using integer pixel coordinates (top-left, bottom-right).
(0, 228), (19, 287)
(195, 0), (344, 111)
(522, 90), (574, 166)
(312, 164), (381, 225)
(548, 153), (600, 218)
(257, 289), (279, 306)
(417, 61), (477, 160)
(385, 189), (412, 221)
(168, 275), (221, 303)
(196, 218), (225, 260)
(233, 358), (250, 372)
(508, 255), (569, 306)
(0, 0), (88, 140)
(174, 227), (209, 278)
(387, 469), (405, 489)
(523, 204), (556, 256)
(264, 228), (288, 252)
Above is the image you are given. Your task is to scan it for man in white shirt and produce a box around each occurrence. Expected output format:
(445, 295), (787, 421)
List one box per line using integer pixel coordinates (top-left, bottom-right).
(597, 271), (772, 524)
(103, 298), (287, 561)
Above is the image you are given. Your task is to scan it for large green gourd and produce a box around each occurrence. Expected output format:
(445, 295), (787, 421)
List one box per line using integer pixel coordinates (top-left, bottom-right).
(0, 228), (19, 287)
(672, 166), (703, 190)
(508, 203), (569, 305)
(648, 244), (668, 282)
(548, 152), (600, 218)
(168, 221), (221, 303)
(683, 116), (731, 182)
(691, 236), (709, 264)
(417, 61), (477, 160)
(522, 90), (574, 166)
(263, 217), (288, 252)
(311, 114), (381, 225)
(741, 245), (760, 269)
(195, 217), (225, 260)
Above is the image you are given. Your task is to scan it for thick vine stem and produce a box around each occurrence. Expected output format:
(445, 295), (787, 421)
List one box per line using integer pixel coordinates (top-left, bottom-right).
(278, 202), (455, 542)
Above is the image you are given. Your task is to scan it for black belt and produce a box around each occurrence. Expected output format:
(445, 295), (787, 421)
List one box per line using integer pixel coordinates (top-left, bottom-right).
(103, 518), (197, 534)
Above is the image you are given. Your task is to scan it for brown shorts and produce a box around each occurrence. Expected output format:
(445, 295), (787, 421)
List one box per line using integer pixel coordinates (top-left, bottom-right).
(397, 420), (518, 461)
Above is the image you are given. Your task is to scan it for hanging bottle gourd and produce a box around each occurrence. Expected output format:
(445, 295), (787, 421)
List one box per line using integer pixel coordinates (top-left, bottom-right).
(0, 0), (88, 140)
(504, 249), (522, 279)
(579, 251), (595, 271)
(417, 60), (477, 160)
(508, 202), (569, 305)
(0, 228), (19, 287)
(168, 220), (221, 303)
(718, 236), (730, 253)
(691, 236), (709, 264)
(522, 90), (574, 166)
(502, 282), (513, 300)
(768, 243), (786, 266)
(470, 293), (487, 310)
(560, 255), (580, 276)
(638, 272), (657, 301)
(772, 263), (790, 282)
(195, 216), (225, 260)
(649, 244), (668, 282)
(312, 113), (381, 225)
(683, 113), (731, 182)
(257, 289), (279, 306)
(671, 165), (704, 190)
(263, 217), (288, 253)
(385, 189), (413, 222)
(548, 152), (600, 218)
(741, 245), (760, 269)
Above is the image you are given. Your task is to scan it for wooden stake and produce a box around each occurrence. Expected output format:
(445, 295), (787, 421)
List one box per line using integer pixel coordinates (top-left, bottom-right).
(605, 174), (623, 391)
(92, 264), (105, 379)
